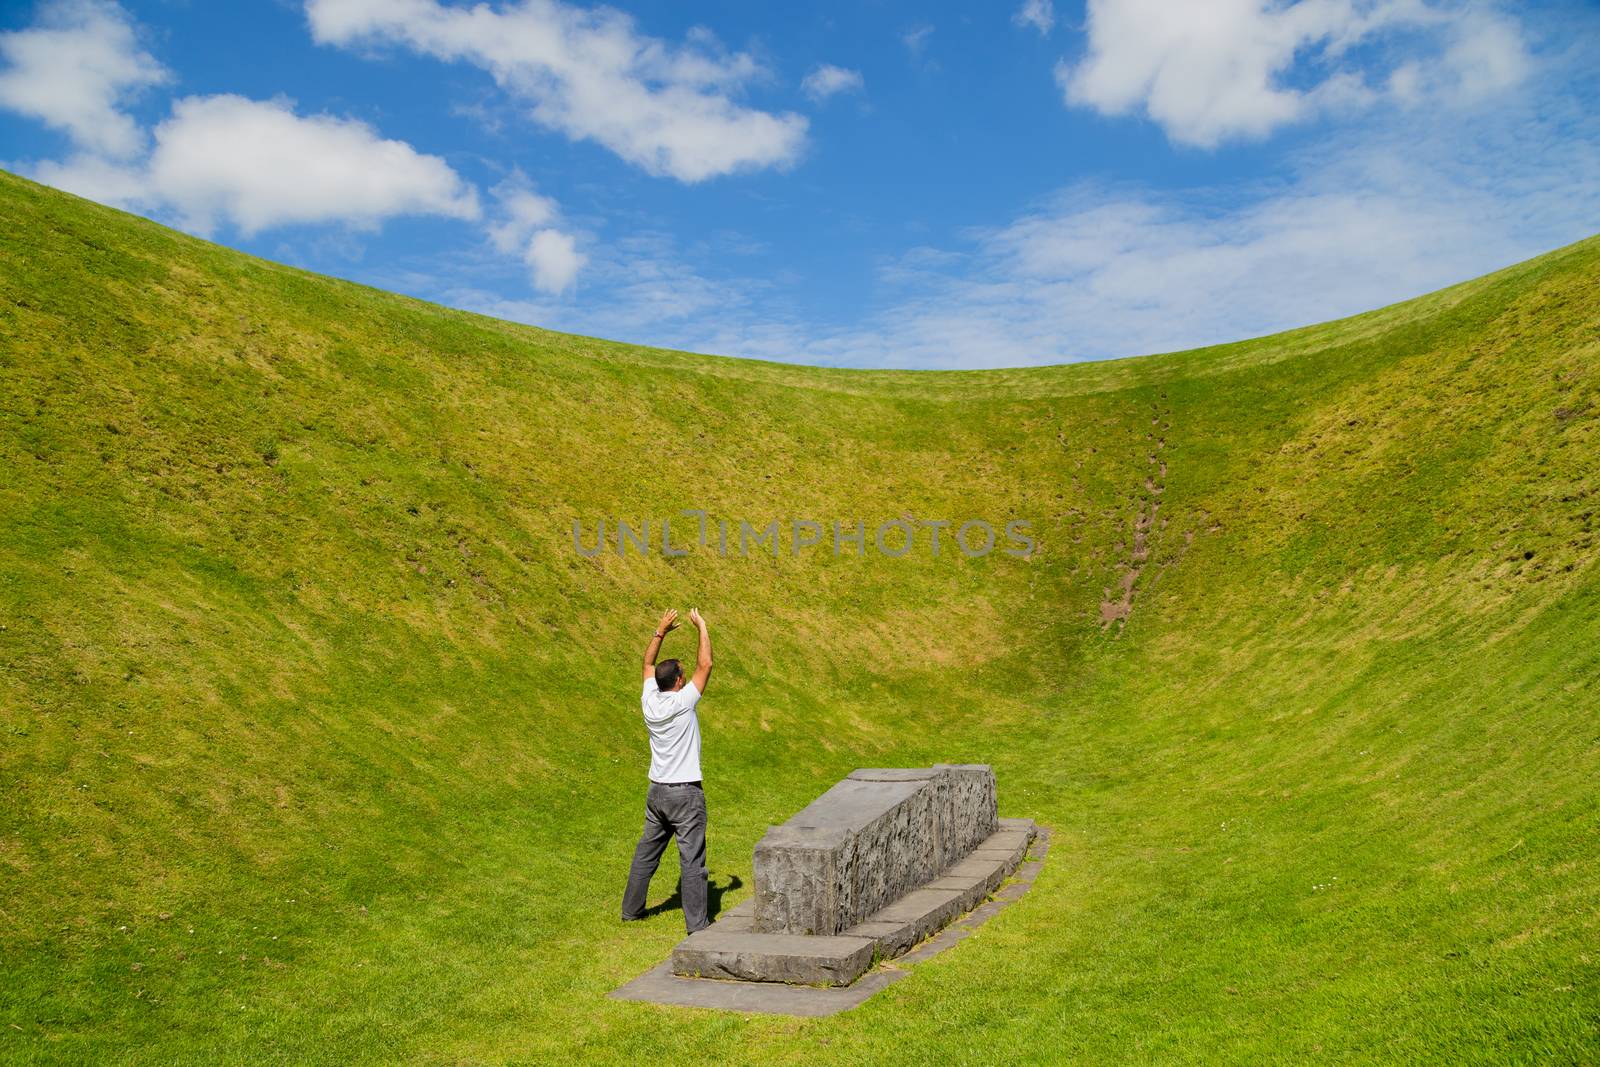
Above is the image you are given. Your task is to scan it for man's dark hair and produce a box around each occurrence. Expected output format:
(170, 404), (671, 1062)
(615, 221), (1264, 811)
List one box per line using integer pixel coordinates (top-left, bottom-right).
(655, 658), (683, 691)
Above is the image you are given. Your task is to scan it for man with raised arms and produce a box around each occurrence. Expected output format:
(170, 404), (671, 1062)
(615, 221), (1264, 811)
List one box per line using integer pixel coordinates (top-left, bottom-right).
(620, 607), (714, 933)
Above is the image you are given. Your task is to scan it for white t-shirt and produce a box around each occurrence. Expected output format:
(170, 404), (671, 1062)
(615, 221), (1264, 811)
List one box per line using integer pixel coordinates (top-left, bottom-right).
(642, 676), (703, 783)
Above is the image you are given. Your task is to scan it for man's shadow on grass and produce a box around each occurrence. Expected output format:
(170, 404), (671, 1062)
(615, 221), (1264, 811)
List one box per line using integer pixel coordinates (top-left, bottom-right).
(641, 874), (743, 922)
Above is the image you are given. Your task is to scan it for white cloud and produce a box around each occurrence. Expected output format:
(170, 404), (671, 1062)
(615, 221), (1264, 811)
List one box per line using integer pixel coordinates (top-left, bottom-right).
(487, 173), (583, 293)
(902, 24), (934, 55)
(1390, 7), (1529, 104)
(867, 113), (1599, 367)
(304, 0), (807, 183)
(3, 2), (477, 236)
(146, 95), (479, 235)
(524, 229), (584, 294)
(8, 0), (1586, 376)
(1058, 0), (1532, 148)
(0, 0), (168, 158)
(1014, 0), (1056, 36)
(801, 64), (863, 103)
(509, 77), (1598, 370)
(31, 149), (149, 205)
(32, 94), (480, 236)
(487, 175), (558, 254)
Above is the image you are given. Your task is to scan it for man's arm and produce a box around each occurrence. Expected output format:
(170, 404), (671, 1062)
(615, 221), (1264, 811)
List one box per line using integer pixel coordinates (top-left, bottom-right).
(643, 608), (679, 681)
(688, 607), (713, 693)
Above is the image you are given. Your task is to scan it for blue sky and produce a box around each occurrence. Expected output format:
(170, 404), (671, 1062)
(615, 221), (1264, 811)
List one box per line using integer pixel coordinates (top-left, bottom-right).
(2, 0), (1597, 368)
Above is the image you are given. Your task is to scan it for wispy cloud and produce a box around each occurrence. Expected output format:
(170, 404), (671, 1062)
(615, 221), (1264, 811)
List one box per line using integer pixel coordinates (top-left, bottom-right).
(487, 172), (583, 293)
(801, 64), (864, 103)
(1013, 0), (1055, 36)
(468, 228), (768, 336)
(305, 0), (807, 183)
(474, 60), (1598, 369)
(0, 0), (167, 158)
(1059, 0), (1531, 148)
(902, 23), (934, 58)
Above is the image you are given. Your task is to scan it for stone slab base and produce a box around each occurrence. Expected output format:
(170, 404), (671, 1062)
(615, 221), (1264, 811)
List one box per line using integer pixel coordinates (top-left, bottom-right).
(672, 819), (1035, 986)
(609, 824), (1050, 1017)
(668, 929), (876, 986)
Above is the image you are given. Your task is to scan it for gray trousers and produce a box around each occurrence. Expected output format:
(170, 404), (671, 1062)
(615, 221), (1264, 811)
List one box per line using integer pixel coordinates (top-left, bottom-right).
(621, 781), (709, 933)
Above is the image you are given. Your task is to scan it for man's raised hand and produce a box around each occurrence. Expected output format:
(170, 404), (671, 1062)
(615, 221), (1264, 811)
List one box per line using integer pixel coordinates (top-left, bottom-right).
(687, 607), (712, 691)
(645, 609), (680, 679)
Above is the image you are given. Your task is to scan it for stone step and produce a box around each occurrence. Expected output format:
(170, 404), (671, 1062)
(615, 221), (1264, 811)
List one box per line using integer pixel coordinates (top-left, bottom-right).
(674, 819), (1038, 986)
(711, 898), (755, 932)
(844, 886), (965, 957)
(670, 929), (877, 987)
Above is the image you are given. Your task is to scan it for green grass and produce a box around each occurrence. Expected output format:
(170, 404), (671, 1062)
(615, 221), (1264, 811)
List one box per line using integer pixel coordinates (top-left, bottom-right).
(1, 167), (1596, 1064)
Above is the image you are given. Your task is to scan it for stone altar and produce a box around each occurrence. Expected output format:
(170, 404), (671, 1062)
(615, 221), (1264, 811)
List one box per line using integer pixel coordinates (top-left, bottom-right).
(752, 764), (998, 935)
(668, 763), (1033, 987)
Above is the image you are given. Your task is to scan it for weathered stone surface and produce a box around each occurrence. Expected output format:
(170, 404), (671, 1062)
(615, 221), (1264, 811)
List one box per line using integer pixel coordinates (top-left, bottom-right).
(844, 768), (947, 782)
(713, 909), (755, 933)
(981, 825), (1033, 853)
(664, 766), (1030, 990)
(841, 819), (1035, 962)
(670, 929), (875, 986)
(753, 764), (998, 935)
(751, 824), (851, 936)
(863, 887), (965, 947)
(932, 763), (999, 860)
(967, 841), (1028, 870)
(612, 958), (905, 1016)
(842, 917), (919, 958)
(922, 869), (996, 911)
(940, 851), (1011, 882)
(754, 821), (1035, 983)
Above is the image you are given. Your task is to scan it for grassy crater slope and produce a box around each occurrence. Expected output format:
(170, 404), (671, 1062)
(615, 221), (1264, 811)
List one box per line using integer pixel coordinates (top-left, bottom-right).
(1, 169), (1597, 1064)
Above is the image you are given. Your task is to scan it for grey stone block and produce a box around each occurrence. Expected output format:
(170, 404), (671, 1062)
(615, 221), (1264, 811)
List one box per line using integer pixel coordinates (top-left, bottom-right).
(941, 851), (1009, 882)
(933, 763), (999, 859)
(753, 764), (998, 936)
(670, 929), (876, 986)
(750, 824), (853, 936)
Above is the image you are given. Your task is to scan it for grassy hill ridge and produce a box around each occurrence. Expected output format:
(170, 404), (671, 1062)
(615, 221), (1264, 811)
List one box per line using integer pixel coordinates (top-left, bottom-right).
(1, 169), (1596, 1063)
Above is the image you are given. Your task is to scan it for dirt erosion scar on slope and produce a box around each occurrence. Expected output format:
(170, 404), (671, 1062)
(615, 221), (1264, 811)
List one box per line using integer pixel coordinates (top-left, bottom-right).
(1098, 395), (1212, 631)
